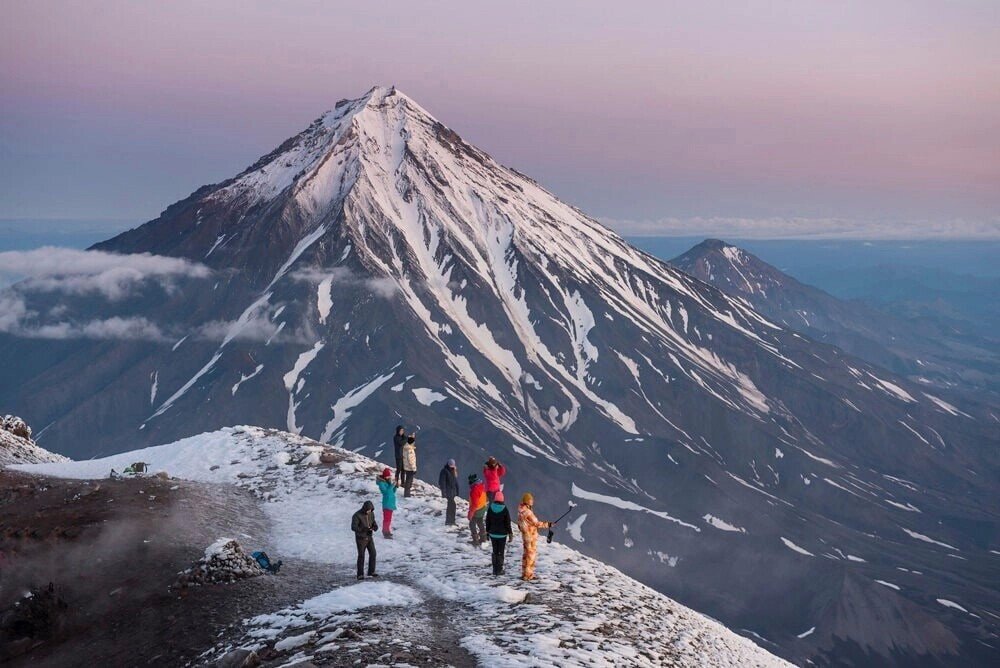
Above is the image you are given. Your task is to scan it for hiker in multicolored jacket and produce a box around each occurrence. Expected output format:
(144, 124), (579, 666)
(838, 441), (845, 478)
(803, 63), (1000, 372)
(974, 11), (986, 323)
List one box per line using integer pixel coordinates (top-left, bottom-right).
(467, 473), (488, 546)
(517, 492), (552, 581)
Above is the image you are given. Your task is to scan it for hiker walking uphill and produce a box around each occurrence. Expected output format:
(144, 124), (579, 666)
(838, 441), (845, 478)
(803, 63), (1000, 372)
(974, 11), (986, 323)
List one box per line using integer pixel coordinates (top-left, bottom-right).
(483, 456), (506, 502)
(401, 435), (417, 497)
(485, 491), (513, 576)
(393, 425), (407, 485)
(376, 468), (398, 539)
(438, 459), (460, 525)
(351, 501), (379, 580)
(467, 473), (487, 546)
(517, 493), (553, 582)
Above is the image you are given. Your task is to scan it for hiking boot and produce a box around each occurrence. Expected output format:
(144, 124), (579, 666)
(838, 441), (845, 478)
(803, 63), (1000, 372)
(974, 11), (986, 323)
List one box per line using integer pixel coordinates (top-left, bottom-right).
(357, 575), (365, 580)
(368, 573), (379, 578)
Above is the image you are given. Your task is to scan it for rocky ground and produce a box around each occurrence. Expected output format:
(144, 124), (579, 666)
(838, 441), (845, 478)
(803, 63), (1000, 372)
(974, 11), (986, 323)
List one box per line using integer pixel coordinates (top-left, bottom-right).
(0, 460), (482, 666)
(0, 471), (336, 666)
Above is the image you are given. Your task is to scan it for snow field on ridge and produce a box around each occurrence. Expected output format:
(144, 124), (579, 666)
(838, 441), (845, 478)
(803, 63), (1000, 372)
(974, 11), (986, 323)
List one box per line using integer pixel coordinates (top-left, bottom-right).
(17, 426), (788, 667)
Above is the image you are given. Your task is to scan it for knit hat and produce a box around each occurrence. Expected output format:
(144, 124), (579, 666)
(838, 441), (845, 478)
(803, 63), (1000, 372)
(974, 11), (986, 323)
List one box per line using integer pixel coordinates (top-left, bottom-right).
(468, 473), (478, 484)
(521, 492), (533, 505)
(494, 491), (505, 503)
(381, 467), (392, 479)
(447, 458), (456, 467)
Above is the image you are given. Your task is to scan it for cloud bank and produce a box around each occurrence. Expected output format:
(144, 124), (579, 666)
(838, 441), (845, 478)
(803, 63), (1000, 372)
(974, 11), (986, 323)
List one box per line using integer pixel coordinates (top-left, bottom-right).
(0, 246), (212, 297)
(601, 217), (1000, 241)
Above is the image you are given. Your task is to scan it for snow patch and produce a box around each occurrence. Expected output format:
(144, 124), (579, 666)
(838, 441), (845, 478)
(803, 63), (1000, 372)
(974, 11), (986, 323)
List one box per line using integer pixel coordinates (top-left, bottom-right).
(780, 537), (814, 557)
(703, 514), (746, 533)
(412, 388), (447, 406)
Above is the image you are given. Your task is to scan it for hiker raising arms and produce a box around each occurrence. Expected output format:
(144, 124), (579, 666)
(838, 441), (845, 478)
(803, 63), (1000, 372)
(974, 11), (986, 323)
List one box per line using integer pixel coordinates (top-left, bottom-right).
(401, 434), (417, 497)
(438, 459), (460, 525)
(517, 492), (553, 582)
(376, 467), (398, 539)
(485, 491), (513, 576)
(393, 425), (407, 485)
(467, 473), (487, 546)
(351, 500), (379, 580)
(482, 456), (506, 502)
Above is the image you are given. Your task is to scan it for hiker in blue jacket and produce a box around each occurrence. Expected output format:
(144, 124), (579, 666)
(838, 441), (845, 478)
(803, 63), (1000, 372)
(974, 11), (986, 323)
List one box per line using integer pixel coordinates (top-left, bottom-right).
(376, 467), (398, 538)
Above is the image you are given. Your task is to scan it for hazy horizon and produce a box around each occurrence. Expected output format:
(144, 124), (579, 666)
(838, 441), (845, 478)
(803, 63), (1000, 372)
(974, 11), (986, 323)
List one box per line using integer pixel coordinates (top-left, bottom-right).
(2, 1), (998, 239)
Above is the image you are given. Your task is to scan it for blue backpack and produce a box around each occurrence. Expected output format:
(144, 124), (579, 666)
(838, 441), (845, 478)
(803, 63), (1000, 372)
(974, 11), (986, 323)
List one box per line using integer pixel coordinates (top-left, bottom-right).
(252, 550), (282, 574)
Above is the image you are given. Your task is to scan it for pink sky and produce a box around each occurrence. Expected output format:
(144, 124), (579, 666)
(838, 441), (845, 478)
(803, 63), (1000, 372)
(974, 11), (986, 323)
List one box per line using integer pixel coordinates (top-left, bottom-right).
(1, 1), (997, 236)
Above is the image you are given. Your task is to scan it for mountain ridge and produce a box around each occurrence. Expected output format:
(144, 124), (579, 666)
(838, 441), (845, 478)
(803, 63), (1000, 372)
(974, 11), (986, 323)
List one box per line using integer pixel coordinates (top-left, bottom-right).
(670, 238), (1000, 395)
(14, 425), (792, 667)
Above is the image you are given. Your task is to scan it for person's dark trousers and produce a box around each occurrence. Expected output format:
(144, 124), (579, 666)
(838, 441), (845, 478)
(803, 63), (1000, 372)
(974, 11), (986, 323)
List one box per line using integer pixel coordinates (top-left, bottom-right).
(356, 536), (376, 577)
(470, 515), (486, 544)
(490, 536), (507, 575)
(445, 497), (456, 525)
(402, 471), (415, 497)
(395, 456), (403, 485)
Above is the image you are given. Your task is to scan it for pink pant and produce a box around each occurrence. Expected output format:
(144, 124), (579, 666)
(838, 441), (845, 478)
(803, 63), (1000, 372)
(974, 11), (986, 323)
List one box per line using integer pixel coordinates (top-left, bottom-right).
(382, 508), (393, 535)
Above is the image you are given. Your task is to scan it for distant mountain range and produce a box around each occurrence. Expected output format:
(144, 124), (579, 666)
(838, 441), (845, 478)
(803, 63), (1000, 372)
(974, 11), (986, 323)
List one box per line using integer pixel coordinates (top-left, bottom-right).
(1, 87), (997, 666)
(671, 239), (1000, 396)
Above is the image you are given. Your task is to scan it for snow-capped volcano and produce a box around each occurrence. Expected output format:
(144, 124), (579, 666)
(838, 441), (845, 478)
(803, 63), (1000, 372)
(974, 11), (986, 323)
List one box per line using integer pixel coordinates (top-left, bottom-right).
(3, 87), (998, 665)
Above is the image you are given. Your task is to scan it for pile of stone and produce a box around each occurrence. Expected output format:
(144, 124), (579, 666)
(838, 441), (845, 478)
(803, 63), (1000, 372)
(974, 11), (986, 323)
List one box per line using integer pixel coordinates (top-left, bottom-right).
(175, 538), (263, 587)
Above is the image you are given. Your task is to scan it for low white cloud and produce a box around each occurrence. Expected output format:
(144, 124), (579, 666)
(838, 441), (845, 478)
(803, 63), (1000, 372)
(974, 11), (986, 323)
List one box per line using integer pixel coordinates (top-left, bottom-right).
(0, 247), (211, 298)
(601, 216), (1000, 240)
(0, 292), (29, 333)
(31, 317), (168, 341)
(0, 291), (168, 341)
(291, 266), (398, 298)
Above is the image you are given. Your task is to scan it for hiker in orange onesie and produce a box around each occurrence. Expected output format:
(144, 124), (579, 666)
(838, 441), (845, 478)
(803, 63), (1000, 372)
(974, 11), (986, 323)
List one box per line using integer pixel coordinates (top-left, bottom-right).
(517, 492), (552, 581)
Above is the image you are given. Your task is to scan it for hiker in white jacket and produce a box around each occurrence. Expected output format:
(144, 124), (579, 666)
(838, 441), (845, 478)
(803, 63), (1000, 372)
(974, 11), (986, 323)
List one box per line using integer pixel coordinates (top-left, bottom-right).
(401, 435), (417, 497)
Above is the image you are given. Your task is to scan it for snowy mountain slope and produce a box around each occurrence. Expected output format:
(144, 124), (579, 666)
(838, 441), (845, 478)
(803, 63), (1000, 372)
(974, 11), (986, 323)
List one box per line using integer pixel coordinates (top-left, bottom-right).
(2, 87), (998, 665)
(670, 239), (1000, 395)
(15, 426), (790, 667)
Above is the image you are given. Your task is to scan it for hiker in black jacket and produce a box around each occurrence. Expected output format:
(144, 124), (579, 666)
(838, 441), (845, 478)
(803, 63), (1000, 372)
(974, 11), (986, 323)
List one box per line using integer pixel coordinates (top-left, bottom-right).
(393, 425), (407, 485)
(351, 500), (379, 579)
(438, 459), (460, 526)
(485, 491), (513, 576)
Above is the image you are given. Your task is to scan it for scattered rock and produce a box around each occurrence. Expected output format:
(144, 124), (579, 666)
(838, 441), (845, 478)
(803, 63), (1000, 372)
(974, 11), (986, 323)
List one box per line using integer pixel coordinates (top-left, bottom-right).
(216, 648), (262, 667)
(1, 415), (31, 440)
(0, 583), (69, 660)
